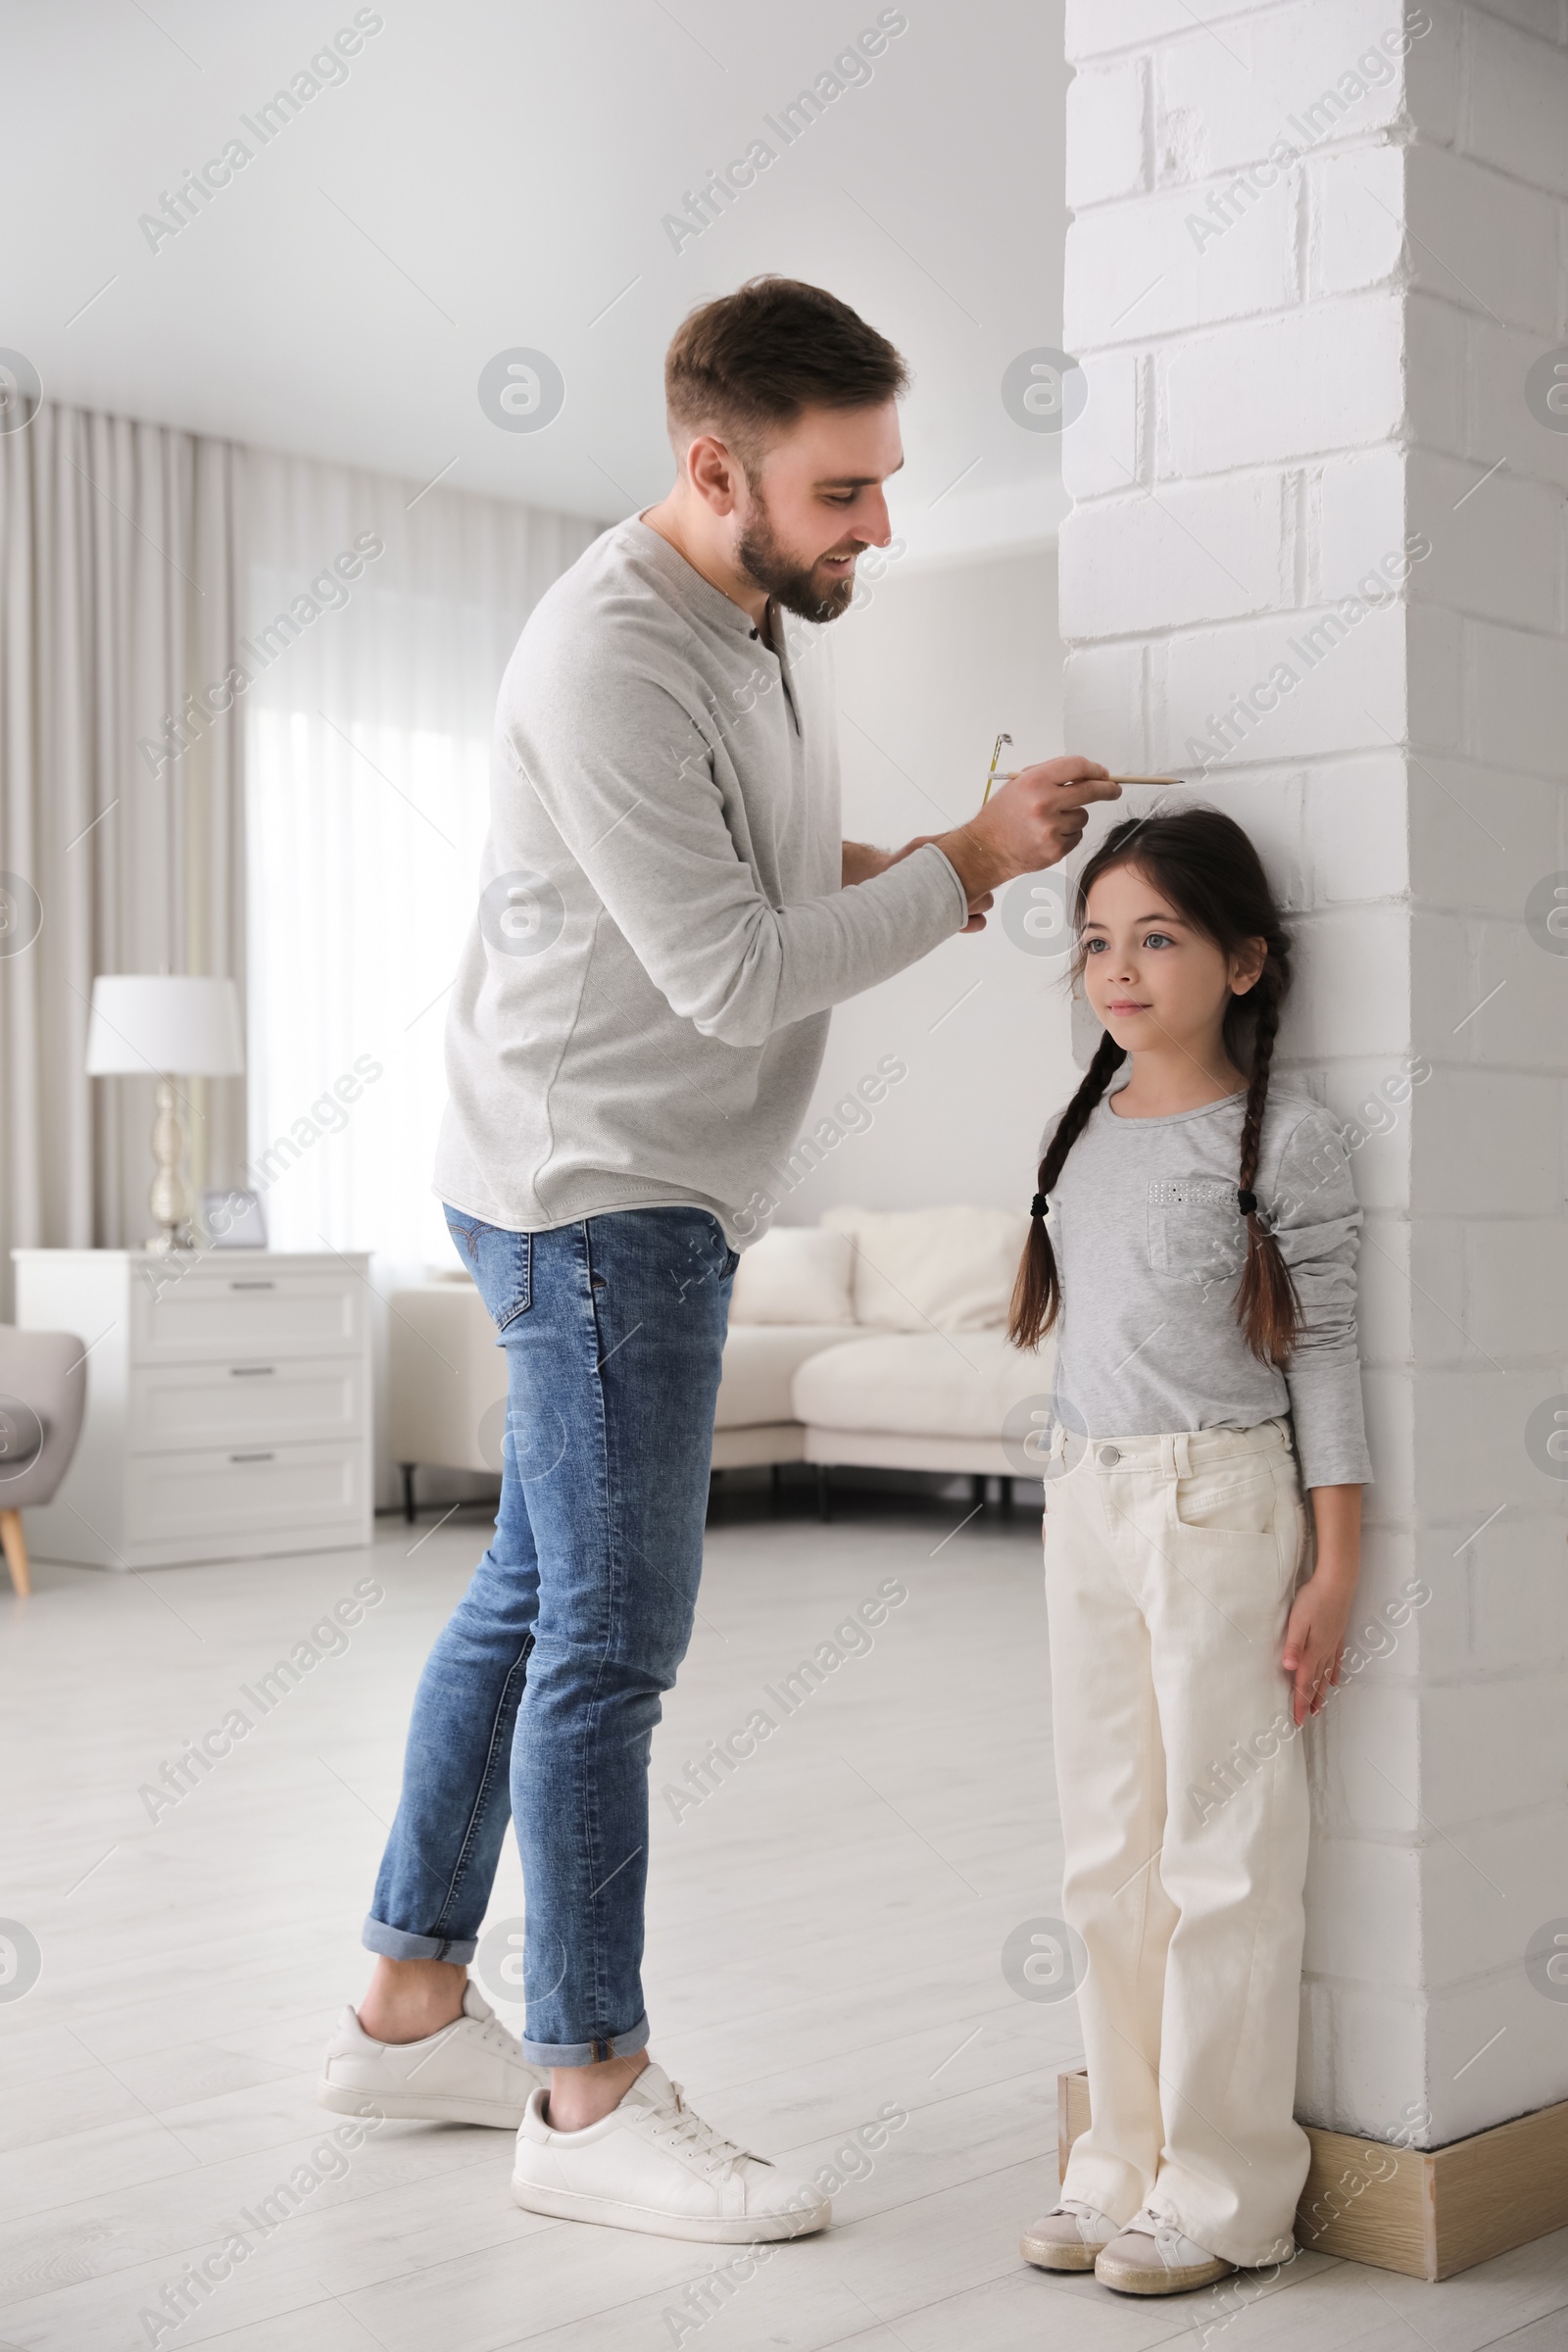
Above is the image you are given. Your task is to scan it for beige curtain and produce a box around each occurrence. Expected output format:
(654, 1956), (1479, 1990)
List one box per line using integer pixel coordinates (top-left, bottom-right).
(0, 402), (245, 1313)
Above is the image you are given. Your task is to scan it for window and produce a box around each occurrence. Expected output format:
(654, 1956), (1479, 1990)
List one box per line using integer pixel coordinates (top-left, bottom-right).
(242, 453), (602, 1279)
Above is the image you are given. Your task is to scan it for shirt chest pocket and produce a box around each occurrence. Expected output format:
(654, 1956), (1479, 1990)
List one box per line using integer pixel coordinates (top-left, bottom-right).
(1147, 1177), (1247, 1285)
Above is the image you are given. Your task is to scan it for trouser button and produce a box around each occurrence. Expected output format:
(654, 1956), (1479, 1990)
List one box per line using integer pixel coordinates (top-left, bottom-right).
(1098, 1444), (1120, 1467)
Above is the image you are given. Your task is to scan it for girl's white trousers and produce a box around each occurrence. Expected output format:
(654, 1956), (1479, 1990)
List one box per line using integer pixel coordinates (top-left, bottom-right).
(1046, 1415), (1312, 2268)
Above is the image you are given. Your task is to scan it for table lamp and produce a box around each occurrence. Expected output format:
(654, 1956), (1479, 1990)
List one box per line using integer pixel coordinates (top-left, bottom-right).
(85, 975), (245, 1252)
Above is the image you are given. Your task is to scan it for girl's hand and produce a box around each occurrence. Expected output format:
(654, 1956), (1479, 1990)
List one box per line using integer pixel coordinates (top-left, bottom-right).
(1281, 1573), (1356, 1726)
(1283, 1484), (1363, 1726)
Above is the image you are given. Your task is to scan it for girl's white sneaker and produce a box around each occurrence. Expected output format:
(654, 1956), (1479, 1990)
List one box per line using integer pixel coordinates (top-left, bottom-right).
(511, 2063), (831, 2242)
(1021, 2198), (1122, 2270)
(1095, 2206), (1237, 2294)
(317, 1981), (546, 2128)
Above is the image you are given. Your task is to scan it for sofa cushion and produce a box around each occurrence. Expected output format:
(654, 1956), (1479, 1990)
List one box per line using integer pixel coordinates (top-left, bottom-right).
(715, 1324), (875, 1430)
(729, 1225), (855, 1326)
(792, 1330), (1054, 1441)
(819, 1203), (1029, 1333)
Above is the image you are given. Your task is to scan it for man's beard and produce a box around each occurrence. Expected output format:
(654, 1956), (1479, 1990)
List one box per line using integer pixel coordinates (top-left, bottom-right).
(735, 499), (857, 623)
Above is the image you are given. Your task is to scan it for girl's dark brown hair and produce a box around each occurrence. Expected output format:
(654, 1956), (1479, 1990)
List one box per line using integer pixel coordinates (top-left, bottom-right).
(1007, 807), (1302, 1367)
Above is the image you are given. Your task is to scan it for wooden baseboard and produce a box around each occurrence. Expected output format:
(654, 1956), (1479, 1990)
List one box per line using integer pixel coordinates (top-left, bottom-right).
(1058, 2068), (1568, 2280)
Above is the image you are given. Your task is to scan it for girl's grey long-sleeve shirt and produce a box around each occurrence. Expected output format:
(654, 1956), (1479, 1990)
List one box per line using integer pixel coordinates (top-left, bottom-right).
(434, 516), (969, 1245)
(1041, 1079), (1373, 1489)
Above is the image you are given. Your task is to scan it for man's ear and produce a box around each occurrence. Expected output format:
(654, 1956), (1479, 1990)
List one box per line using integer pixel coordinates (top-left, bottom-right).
(686, 431), (743, 514)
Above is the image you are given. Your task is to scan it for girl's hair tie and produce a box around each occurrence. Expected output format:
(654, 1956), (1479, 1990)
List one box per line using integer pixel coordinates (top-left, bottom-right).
(1030, 1192), (1049, 1219)
(1238, 1189), (1258, 1216)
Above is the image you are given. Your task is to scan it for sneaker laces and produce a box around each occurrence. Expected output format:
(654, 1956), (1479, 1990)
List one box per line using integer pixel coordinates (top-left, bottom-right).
(1054, 2197), (1115, 2237)
(407, 2004), (521, 2079)
(467, 2013), (525, 2061)
(645, 2082), (755, 2179)
(1129, 2205), (1201, 2259)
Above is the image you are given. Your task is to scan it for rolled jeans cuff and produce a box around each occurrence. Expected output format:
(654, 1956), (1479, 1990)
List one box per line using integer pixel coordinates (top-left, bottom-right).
(362, 1913), (478, 1966)
(520, 2011), (652, 2069)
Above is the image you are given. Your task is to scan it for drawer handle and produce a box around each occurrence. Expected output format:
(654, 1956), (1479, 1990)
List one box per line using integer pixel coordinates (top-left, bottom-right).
(228, 1365), (276, 1377)
(229, 1450), (275, 1463)
(229, 1279), (275, 1290)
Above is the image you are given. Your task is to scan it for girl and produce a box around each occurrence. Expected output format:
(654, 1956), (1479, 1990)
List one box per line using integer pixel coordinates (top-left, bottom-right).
(1012, 808), (1372, 2299)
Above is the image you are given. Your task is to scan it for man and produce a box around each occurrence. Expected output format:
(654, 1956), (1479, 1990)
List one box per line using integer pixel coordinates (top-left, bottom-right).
(318, 275), (1116, 2241)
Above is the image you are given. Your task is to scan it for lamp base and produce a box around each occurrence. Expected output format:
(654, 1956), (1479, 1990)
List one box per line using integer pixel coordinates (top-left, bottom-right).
(147, 1076), (193, 1255)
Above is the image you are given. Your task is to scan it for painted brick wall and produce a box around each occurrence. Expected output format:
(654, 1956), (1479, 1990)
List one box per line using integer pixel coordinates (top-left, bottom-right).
(1060, 0), (1568, 2149)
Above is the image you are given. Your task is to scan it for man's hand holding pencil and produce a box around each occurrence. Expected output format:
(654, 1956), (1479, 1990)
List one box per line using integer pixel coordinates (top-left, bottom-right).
(862, 749), (1179, 934)
(924, 752), (1126, 929)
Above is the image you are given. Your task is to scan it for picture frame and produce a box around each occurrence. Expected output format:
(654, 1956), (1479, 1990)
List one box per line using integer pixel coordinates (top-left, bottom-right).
(201, 1188), (269, 1249)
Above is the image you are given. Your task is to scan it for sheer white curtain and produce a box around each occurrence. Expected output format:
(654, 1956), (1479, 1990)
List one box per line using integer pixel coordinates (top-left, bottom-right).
(0, 401), (244, 1313)
(242, 454), (604, 1288)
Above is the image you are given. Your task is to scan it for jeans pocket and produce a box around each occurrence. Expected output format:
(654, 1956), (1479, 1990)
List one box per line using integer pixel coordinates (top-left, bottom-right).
(1173, 1465), (1278, 1538)
(690, 1210), (738, 1284)
(443, 1205), (531, 1331)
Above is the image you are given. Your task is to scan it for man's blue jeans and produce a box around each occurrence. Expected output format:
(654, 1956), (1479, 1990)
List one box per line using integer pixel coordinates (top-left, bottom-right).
(363, 1203), (736, 2065)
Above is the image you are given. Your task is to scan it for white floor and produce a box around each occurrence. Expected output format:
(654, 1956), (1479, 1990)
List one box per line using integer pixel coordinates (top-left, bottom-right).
(3, 1499), (1566, 2352)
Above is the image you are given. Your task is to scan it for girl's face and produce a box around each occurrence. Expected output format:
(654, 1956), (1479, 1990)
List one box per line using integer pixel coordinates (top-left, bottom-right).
(1079, 860), (1265, 1061)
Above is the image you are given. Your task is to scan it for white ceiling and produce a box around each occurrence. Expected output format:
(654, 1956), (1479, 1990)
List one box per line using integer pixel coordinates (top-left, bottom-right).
(2, 0), (1067, 562)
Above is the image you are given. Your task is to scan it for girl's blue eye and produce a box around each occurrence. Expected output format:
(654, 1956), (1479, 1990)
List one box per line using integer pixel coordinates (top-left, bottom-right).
(1085, 937), (1105, 953)
(1143, 931), (1175, 949)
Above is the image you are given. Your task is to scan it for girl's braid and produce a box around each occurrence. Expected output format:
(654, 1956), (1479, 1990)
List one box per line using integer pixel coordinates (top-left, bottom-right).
(1234, 965), (1302, 1364)
(1007, 1031), (1127, 1348)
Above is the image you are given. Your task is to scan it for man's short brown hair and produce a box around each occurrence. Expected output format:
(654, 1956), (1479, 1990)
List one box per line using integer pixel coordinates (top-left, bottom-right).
(664, 275), (908, 473)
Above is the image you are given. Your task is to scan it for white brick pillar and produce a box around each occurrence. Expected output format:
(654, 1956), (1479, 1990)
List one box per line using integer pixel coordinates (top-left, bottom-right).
(1059, 0), (1568, 2152)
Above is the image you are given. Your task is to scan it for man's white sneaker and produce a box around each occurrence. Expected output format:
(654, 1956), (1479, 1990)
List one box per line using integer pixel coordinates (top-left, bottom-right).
(511, 2062), (831, 2243)
(318, 1981), (546, 2129)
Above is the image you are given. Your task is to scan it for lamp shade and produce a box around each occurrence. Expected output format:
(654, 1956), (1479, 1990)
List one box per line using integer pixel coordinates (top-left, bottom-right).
(85, 975), (245, 1077)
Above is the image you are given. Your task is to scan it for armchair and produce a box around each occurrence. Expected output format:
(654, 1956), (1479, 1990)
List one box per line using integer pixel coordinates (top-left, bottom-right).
(0, 1328), (89, 1594)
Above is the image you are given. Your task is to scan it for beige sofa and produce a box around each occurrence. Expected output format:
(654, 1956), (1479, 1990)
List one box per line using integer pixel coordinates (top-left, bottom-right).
(723, 1207), (1054, 1515)
(388, 1205), (1054, 1518)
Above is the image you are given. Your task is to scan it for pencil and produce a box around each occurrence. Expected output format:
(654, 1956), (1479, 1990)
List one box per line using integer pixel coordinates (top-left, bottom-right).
(979, 761), (1181, 811)
(980, 731), (1012, 808)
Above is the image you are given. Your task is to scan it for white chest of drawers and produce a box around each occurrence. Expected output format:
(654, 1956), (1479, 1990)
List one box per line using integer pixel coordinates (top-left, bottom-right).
(12, 1250), (373, 1569)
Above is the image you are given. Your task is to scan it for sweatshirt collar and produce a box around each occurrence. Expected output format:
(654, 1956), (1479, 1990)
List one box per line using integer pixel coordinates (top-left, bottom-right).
(622, 514), (766, 642)
(1102, 1075), (1249, 1126)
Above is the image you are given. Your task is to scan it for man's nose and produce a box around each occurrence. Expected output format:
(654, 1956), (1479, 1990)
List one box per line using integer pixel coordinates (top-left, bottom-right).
(858, 489), (893, 548)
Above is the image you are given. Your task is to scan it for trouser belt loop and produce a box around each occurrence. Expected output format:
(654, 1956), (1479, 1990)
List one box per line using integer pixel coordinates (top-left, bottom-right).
(1175, 1431), (1192, 1478)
